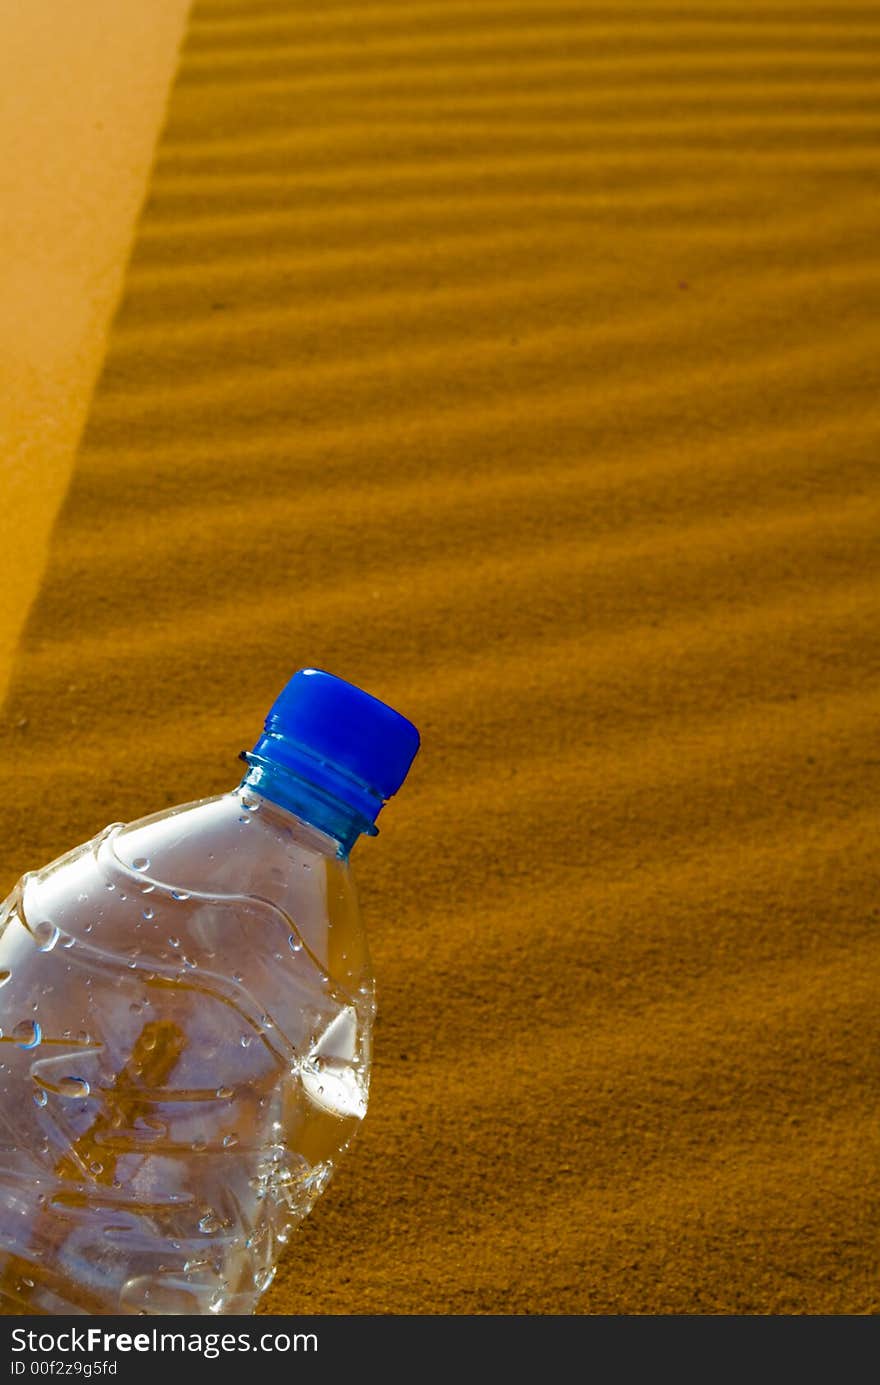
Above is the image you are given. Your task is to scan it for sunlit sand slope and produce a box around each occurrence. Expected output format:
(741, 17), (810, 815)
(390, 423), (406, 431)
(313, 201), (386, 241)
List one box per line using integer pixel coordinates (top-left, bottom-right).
(0, 0), (191, 703)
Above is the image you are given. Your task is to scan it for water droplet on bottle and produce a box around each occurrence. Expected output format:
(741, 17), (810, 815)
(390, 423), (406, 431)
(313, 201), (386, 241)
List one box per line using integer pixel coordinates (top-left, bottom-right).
(254, 1267), (274, 1293)
(288, 934), (302, 953)
(89, 1160), (103, 1175)
(13, 1020), (41, 1050)
(222, 1133), (238, 1148)
(168, 936), (180, 948)
(140, 883), (155, 896)
(19, 1277), (34, 1290)
(0, 970), (11, 987)
(232, 972), (243, 984)
(33, 1088), (47, 1108)
(58, 1076), (90, 1098)
(34, 922), (59, 952)
(132, 857), (150, 872)
(76, 1030), (90, 1045)
(171, 890), (190, 902)
(60, 933), (75, 949)
(142, 908), (154, 921)
(238, 816), (250, 825)
(240, 1034), (251, 1048)
(193, 1137), (207, 1152)
(184, 1257), (208, 1273)
(216, 1086), (233, 1100)
(105, 881), (116, 892)
(240, 796), (259, 811)
(198, 1212), (221, 1234)
(83, 922), (92, 934)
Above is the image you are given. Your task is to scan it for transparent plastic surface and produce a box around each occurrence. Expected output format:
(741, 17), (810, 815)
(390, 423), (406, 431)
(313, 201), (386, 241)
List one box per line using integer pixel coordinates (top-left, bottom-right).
(0, 787), (374, 1314)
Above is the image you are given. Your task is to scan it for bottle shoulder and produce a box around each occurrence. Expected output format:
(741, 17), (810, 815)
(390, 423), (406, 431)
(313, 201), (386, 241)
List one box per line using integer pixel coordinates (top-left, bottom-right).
(114, 787), (345, 881)
(15, 788), (367, 997)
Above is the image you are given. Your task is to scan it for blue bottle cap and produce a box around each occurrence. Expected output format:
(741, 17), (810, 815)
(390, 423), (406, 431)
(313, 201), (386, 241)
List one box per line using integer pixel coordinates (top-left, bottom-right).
(244, 668), (420, 841)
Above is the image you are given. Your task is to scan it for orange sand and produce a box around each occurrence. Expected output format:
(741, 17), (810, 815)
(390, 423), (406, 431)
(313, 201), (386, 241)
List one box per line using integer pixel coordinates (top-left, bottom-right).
(0, 0), (191, 703)
(2, 0), (879, 1313)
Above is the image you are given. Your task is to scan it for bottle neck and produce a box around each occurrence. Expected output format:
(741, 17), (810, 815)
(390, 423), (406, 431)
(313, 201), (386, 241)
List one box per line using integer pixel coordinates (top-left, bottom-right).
(239, 754), (377, 858)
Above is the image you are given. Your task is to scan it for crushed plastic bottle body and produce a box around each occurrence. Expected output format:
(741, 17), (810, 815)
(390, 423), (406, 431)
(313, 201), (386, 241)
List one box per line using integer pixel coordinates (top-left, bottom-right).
(0, 787), (375, 1315)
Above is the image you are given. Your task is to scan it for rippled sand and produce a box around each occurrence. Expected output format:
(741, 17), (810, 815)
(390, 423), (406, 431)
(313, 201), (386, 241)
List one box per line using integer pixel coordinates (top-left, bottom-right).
(1, 0), (878, 1313)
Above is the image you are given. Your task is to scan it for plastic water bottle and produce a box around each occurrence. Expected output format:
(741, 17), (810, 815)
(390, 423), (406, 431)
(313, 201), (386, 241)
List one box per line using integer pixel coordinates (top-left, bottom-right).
(0, 668), (420, 1315)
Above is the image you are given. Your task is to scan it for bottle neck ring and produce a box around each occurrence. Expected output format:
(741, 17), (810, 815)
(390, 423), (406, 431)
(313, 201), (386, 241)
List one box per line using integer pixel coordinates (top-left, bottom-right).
(239, 752), (378, 857)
